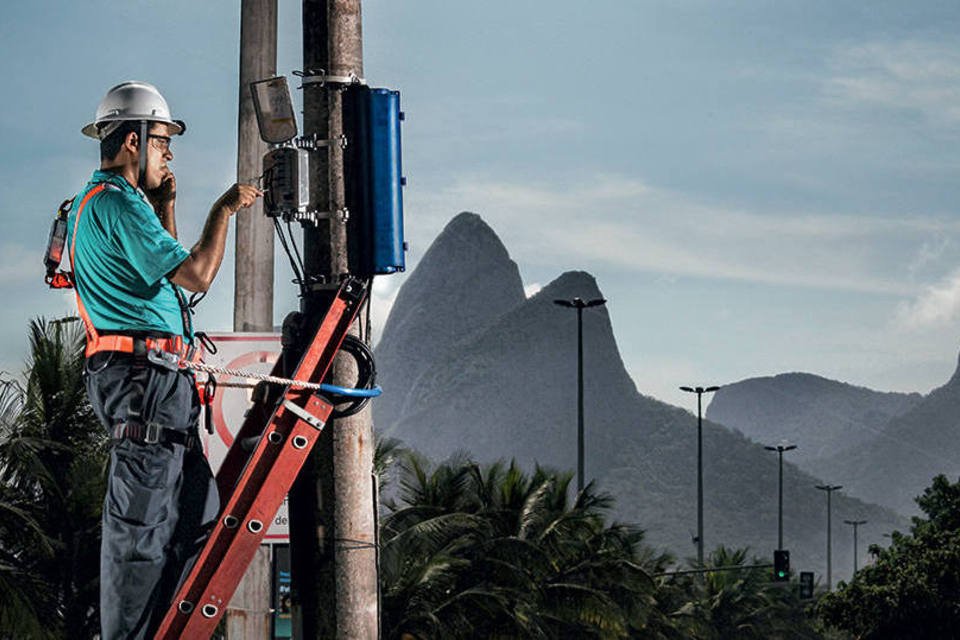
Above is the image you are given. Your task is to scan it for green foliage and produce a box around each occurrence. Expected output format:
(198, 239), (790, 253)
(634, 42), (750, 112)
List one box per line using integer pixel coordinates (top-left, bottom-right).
(0, 318), (107, 639)
(379, 453), (662, 639)
(683, 546), (820, 640)
(817, 474), (960, 639)
(377, 451), (821, 639)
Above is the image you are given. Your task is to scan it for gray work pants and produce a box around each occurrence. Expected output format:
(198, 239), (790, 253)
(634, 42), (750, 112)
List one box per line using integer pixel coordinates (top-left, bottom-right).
(85, 352), (219, 640)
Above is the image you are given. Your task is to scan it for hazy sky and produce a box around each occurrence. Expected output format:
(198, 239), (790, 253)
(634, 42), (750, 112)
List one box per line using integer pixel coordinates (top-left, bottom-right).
(3, 1), (960, 410)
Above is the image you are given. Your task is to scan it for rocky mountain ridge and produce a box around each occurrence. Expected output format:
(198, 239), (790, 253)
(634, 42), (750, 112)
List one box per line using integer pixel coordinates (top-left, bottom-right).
(374, 212), (907, 582)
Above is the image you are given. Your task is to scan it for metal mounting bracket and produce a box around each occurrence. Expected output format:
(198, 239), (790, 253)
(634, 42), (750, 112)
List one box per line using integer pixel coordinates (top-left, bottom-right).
(284, 207), (349, 226)
(282, 399), (326, 431)
(295, 133), (348, 150)
(294, 69), (366, 89)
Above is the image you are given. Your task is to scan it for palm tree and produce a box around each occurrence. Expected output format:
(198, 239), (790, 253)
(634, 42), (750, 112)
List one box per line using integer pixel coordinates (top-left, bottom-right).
(679, 546), (820, 640)
(0, 318), (107, 639)
(379, 453), (669, 639)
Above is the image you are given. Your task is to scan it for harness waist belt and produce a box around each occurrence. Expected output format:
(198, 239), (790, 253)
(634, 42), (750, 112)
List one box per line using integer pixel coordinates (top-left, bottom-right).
(87, 334), (199, 364)
(113, 422), (198, 449)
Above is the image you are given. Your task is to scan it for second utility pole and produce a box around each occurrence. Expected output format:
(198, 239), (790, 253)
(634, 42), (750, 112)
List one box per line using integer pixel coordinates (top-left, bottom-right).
(292, 1), (378, 638)
(230, 0), (277, 637)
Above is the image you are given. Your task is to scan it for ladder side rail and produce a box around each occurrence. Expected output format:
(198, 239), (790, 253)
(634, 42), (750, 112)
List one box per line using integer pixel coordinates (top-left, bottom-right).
(155, 395), (333, 638)
(215, 356), (286, 500)
(217, 279), (359, 497)
(216, 278), (367, 502)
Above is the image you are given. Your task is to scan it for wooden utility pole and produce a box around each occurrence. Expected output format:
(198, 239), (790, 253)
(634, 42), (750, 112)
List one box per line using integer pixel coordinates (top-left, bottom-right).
(291, 0), (379, 638)
(235, 0), (276, 332)
(230, 1), (277, 637)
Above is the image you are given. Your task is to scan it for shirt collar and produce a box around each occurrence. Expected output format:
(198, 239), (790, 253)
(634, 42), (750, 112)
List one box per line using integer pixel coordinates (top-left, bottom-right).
(90, 170), (144, 198)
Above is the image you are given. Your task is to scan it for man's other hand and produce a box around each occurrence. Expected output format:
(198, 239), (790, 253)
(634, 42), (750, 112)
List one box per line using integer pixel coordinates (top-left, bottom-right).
(146, 170), (176, 209)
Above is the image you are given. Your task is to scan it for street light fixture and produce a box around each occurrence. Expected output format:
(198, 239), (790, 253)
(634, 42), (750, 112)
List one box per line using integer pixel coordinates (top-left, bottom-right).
(554, 297), (606, 493)
(815, 484), (843, 590)
(680, 384), (721, 570)
(844, 519), (868, 574)
(764, 441), (797, 551)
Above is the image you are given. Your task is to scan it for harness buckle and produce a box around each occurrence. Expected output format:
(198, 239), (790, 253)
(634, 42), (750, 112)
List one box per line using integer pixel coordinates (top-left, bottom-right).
(144, 422), (162, 444)
(147, 348), (181, 371)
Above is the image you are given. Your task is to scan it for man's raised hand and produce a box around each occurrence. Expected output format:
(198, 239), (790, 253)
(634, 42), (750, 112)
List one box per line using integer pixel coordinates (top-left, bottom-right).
(215, 183), (263, 215)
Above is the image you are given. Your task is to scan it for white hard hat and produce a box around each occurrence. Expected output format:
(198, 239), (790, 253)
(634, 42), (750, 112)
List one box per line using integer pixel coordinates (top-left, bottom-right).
(81, 81), (185, 140)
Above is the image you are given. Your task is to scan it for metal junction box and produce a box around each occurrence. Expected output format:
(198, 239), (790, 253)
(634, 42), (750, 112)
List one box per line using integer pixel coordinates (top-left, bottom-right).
(263, 147), (310, 218)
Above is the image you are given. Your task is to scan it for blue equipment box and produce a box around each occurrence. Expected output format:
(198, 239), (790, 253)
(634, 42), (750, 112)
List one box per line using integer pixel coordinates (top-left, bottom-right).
(343, 85), (406, 276)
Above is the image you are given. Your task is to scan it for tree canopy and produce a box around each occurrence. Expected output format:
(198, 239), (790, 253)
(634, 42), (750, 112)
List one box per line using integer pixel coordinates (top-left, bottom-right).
(817, 473), (960, 639)
(0, 318), (107, 639)
(377, 449), (820, 639)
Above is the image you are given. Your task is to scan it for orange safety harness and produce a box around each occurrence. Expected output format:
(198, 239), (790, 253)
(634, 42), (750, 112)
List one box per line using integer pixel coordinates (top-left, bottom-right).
(66, 182), (216, 445)
(68, 183), (198, 365)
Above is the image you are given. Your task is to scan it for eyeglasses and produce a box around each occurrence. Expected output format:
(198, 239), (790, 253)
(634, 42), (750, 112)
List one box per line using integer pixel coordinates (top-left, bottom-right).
(148, 134), (173, 152)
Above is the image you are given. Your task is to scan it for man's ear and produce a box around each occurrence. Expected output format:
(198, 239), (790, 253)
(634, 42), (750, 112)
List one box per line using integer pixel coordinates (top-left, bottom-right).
(125, 131), (139, 152)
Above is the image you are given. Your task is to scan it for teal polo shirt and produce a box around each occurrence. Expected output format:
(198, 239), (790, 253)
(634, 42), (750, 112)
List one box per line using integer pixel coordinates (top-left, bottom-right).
(67, 170), (191, 337)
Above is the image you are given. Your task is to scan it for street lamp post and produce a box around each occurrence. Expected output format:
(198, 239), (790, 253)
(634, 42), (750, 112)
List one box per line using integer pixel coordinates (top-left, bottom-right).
(765, 442), (797, 550)
(554, 297), (606, 493)
(815, 484), (843, 590)
(680, 385), (721, 570)
(844, 519), (868, 574)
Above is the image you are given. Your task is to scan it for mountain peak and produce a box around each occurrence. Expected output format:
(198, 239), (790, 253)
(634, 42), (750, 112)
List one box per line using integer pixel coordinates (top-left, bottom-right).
(375, 212), (526, 424)
(430, 211), (508, 260)
(534, 271), (603, 302)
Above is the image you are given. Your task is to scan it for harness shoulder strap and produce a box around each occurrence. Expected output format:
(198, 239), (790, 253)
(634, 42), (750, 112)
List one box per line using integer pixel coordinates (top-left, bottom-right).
(70, 183), (110, 352)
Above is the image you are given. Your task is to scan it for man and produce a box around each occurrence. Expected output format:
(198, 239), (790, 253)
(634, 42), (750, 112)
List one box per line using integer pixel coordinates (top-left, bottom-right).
(69, 81), (261, 639)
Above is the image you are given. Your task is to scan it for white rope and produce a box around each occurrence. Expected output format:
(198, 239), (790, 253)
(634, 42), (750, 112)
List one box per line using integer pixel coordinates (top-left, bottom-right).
(188, 360), (325, 391)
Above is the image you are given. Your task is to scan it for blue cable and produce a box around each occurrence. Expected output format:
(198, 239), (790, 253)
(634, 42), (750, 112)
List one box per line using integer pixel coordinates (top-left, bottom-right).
(318, 383), (382, 398)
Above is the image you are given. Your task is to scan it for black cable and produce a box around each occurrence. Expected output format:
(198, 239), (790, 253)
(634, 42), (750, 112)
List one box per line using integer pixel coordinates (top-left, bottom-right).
(285, 219), (306, 279)
(363, 277), (374, 344)
(330, 334), (377, 419)
(274, 218), (306, 298)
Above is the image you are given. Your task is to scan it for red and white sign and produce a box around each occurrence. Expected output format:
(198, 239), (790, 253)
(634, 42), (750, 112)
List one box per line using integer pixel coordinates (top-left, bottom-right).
(200, 332), (289, 544)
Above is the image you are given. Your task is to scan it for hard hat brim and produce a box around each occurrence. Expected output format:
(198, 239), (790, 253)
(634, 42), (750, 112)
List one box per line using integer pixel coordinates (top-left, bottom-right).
(81, 117), (186, 140)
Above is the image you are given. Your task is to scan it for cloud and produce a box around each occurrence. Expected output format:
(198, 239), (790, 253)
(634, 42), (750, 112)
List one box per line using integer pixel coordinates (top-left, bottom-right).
(825, 40), (960, 127)
(524, 282), (542, 298)
(408, 173), (954, 296)
(907, 237), (952, 278)
(896, 268), (960, 330)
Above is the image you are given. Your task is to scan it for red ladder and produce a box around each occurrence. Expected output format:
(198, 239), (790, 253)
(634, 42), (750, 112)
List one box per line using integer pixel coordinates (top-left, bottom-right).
(153, 278), (367, 639)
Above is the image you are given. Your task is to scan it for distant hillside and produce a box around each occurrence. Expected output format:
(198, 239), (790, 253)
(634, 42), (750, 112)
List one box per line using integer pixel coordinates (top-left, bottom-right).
(706, 373), (922, 465)
(374, 212), (906, 583)
(808, 358), (960, 515)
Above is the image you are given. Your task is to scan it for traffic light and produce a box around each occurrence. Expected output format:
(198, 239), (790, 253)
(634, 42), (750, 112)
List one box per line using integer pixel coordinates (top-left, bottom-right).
(799, 571), (814, 598)
(773, 549), (790, 581)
